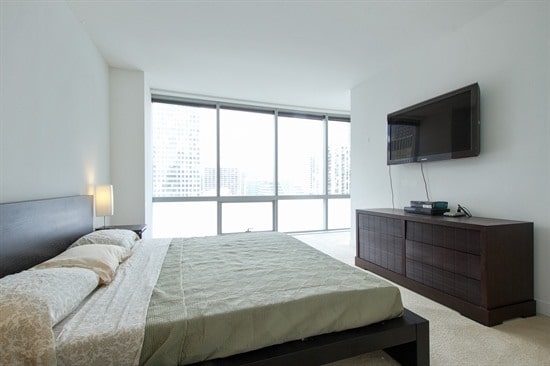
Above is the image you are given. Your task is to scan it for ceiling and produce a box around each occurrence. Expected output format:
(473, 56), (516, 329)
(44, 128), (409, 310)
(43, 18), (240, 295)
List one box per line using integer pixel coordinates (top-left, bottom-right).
(66, 1), (501, 112)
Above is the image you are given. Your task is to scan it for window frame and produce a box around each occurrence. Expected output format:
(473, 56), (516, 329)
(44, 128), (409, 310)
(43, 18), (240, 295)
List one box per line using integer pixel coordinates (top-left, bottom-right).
(151, 95), (350, 235)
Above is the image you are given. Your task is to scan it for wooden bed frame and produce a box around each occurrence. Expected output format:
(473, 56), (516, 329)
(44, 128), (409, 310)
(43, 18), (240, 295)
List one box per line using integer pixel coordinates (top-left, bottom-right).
(0, 195), (430, 366)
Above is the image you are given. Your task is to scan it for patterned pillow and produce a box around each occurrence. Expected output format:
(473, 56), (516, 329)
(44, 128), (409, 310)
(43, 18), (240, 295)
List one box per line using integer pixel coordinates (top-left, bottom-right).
(0, 267), (99, 326)
(0, 267), (99, 364)
(70, 229), (139, 249)
(34, 244), (132, 284)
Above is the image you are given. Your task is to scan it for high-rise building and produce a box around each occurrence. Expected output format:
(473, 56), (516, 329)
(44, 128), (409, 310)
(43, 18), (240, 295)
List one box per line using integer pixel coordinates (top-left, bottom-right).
(328, 145), (351, 194)
(204, 167), (244, 196)
(152, 104), (202, 197)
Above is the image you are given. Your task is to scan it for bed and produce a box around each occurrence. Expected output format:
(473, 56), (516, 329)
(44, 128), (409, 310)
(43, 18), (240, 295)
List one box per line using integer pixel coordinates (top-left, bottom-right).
(0, 195), (429, 365)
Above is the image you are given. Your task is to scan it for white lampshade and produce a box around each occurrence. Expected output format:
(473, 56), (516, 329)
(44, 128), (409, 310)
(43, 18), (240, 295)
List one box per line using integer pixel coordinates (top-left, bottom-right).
(95, 185), (114, 217)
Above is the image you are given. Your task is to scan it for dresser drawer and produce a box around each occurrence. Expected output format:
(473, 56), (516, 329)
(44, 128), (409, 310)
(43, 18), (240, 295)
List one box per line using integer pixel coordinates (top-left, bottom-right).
(359, 230), (403, 274)
(406, 240), (481, 280)
(358, 214), (402, 237)
(406, 259), (481, 305)
(406, 222), (481, 255)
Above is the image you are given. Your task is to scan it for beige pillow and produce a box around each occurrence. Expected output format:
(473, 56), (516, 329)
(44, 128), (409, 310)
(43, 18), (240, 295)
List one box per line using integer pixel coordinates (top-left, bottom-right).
(35, 244), (132, 284)
(70, 229), (139, 250)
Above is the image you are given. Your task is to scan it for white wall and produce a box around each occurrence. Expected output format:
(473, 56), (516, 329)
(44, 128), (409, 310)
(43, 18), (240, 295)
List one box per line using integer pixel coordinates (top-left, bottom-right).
(0, 1), (110, 228)
(109, 68), (150, 232)
(351, 2), (550, 315)
(144, 83), (153, 236)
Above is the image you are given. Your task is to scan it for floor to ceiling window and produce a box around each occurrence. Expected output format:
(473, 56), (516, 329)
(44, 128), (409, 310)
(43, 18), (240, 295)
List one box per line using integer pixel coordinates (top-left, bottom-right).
(151, 96), (350, 238)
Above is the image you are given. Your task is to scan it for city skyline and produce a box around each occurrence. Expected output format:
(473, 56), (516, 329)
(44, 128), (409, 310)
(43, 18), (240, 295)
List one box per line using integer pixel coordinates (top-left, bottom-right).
(152, 102), (350, 198)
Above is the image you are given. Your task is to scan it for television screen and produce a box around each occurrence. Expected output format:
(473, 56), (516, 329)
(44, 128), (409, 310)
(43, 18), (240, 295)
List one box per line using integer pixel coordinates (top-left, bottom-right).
(387, 83), (480, 165)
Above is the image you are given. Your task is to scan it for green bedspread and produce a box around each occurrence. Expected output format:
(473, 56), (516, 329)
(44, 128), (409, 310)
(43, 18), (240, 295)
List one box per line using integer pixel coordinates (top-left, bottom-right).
(139, 232), (403, 365)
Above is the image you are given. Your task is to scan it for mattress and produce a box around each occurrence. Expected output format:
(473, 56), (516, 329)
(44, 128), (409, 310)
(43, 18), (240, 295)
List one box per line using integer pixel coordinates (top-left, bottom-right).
(140, 232), (404, 365)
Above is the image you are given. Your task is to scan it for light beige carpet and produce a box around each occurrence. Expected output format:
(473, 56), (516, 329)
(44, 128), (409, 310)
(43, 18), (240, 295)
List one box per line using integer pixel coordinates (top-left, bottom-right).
(295, 231), (550, 366)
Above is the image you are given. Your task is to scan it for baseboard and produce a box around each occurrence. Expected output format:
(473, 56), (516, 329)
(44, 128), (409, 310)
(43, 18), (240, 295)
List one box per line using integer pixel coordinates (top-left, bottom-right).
(536, 299), (550, 316)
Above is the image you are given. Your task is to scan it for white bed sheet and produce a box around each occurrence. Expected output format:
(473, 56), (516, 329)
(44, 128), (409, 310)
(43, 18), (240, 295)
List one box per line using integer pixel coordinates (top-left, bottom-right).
(53, 238), (170, 366)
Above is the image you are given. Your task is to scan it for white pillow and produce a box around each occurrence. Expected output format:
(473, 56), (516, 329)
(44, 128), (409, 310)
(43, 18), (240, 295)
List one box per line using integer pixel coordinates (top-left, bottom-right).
(70, 229), (139, 249)
(35, 244), (132, 284)
(0, 267), (99, 365)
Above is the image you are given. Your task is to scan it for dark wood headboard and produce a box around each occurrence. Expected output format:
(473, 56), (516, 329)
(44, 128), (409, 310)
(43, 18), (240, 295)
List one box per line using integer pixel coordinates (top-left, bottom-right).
(0, 195), (93, 278)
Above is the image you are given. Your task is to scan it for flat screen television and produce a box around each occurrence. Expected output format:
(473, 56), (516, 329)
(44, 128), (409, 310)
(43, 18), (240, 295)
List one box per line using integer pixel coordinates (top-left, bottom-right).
(387, 83), (480, 165)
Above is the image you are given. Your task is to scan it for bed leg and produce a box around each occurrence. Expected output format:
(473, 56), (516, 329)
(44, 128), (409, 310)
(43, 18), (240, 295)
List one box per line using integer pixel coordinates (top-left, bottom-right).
(384, 320), (429, 366)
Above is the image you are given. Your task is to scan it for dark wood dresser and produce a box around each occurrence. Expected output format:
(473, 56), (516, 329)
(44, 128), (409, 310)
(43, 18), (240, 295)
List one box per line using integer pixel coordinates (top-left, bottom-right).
(355, 208), (535, 326)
